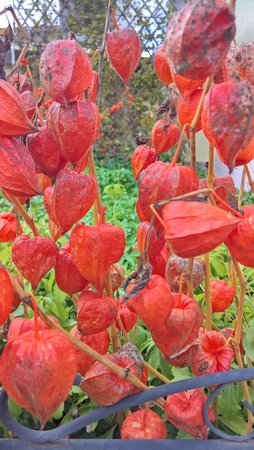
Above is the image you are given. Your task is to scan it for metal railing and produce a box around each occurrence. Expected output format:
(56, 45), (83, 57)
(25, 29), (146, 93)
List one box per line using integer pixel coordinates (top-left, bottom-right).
(0, 368), (254, 446)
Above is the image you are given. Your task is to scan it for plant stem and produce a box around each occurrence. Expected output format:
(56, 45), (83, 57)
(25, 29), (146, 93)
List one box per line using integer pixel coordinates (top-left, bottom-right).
(190, 77), (213, 131)
(244, 164), (254, 192)
(171, 123), (189, 166)
(229, 0), (236, 12)
(204, 253), (212, 331)
(187, 258), (194, 298)
(189, 131), (196, 171)
(97, 0), (112, 102)
(3, 191), (40, 236)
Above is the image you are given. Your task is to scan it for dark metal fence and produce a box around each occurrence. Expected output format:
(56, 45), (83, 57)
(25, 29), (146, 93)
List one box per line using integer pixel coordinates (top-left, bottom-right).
(0, 368), (254, 446)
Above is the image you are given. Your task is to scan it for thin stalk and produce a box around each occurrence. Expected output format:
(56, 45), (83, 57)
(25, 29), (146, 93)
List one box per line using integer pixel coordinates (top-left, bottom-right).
(231, 259), (252, 431)
(189, 77), (213, 130)
(187, 258), (194, 298)
(3, 191), (40, 236)
(72, 294), (78, 308)
(238, 167), (246, 210)
(143, 362), (171, 384)
(229, 0), (236, 12)
(204, 253), (212, 331)
(189, 131), (196, 171)
(171, 123), (189, 166)
(97, 0), (112, 102)
(244, 164), (254, 192)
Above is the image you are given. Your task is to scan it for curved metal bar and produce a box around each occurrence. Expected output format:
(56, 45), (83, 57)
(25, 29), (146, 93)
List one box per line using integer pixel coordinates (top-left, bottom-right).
(1, 368), (254, 443)
(204, 383), (254, 442)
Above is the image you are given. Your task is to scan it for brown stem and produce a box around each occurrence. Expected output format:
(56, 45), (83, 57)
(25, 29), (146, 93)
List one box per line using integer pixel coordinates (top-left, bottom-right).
(143, 361), (171, 384)
(90, 48), (100, 64)
(189, 131), (196, 171)
(190, 77), (213, 130)
(186, 258), (194, 298)
(154, 188), (210, 208)
(97, 0), (112, 102)
(88, 149), (103, 223)
(3, 191), (40, 236)
(111, 7), (120, 30)
(7, 42), (30, 80)
(72, 294), (78, 308)
(244, 164), (254, 192)
(229, 0), (236, 12)
(238, 167), (246, 210)
(233, 260), (247, 346)
(171, 123), (189, 166)
(204, 253), (212, 331)
(105, 271), (120, 351)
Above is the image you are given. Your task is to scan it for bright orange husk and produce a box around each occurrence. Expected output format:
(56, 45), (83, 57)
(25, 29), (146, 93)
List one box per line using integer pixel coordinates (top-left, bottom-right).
(162, 201), (241, 257)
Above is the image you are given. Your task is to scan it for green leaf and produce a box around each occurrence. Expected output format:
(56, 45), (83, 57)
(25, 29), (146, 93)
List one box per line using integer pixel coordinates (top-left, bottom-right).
(148, 346), (160, 370)
(243, 318), (254, 360)
(98, 424), (117, 439)
(176, 431), (194, 440)
(220, 415), (248, 435)
(104, 183), (126, 200)
(51, 402), (64, 420)
(218, 385), (240, 417)
(171, 366), (192, 381)
(8, 399), (22, 418)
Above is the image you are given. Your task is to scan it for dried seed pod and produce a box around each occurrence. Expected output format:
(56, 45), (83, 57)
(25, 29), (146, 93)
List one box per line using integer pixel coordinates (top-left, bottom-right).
(166, 255), (204, 293)
(106, 29), (142, 85)
(20, 90), (37, 119)
(165, 0), (236, 80)
(138, 162), (199, 223)
(152, 292), (203, 359)
(44, 169), (96, 234)
(0, 137), (40, 197)
(39, 39), (92, 103)
(27, 126), (67, 179)
(55, 244), (88, 295)
(189, 331), (234, 377)
(12, 235), (59, 290)
(70, 222), (125, 294)
(0, 80), (36, 136)
(136, 221), (165, 260)
(118, 343), (144, 378)
(131, 145), (156, 180)
(0, 268), (13, 326)
(0, 212), (22, 242)
(0, 329), (77, 428)
(165, 389), (215, 439)
(7, 316), (59, 341)
(171, 71), (204, 97)
(154, 45), (173, 87)
(225, 205), (254, 267)
(151, 120), (180, 154)
(177, 89), (203, 136)
(121, 408), (167, 439)
(77, 290), (118, 335)
(201, 81), (254, 171)
(47, 100), (100, 164)
(10, 73), (33, 94)
(116, 301), (138, 333)
(210, 279), (235, 312)
(80, 353), (141, 406)
(162, 201), (240, 258)
(226, 42), (254, 85)
(126, 275), (173, 331)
